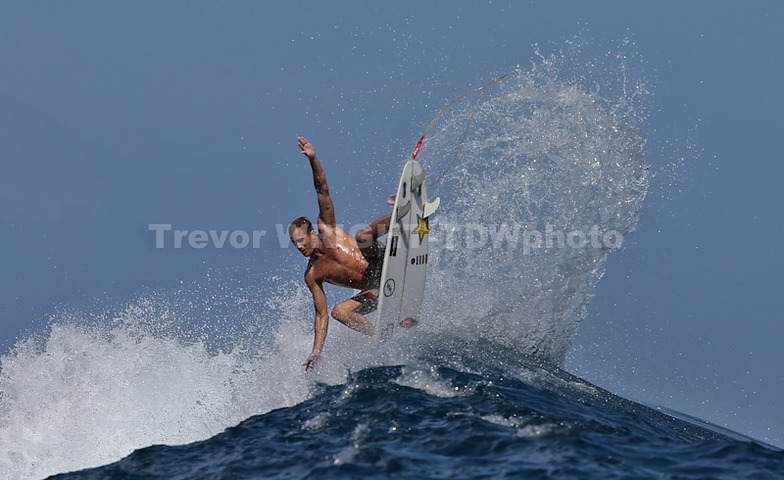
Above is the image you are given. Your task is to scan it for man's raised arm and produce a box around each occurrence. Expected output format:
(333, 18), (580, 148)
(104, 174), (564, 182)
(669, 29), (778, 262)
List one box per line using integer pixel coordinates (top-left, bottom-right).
(298, 136), (336, 227)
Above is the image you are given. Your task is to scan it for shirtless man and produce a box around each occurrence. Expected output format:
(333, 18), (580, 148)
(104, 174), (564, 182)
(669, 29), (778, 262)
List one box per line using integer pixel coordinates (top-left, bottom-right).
(289, 136), (392, 371)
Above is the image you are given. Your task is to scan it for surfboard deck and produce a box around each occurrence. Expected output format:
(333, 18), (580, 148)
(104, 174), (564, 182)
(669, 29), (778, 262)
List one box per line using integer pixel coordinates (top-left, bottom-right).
(374, 160), (440, 344)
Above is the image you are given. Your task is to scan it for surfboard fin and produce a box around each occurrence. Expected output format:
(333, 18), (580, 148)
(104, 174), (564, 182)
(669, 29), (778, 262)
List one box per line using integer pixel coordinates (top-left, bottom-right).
(423, 197), (440, 218)
(397, 200), (411, 219)
(410, 169), (426, 191)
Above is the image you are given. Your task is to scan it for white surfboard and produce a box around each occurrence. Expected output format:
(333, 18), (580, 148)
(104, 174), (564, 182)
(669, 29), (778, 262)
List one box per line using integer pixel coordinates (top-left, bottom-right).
(375, 160), (440, 344)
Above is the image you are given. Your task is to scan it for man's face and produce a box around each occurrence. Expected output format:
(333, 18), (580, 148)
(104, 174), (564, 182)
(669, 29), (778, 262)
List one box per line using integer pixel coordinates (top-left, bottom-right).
(290, 227), (317, 257)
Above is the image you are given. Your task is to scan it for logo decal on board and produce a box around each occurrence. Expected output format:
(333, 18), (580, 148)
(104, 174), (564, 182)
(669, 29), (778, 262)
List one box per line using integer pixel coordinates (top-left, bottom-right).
(413, 214), (430, 243)
(410, 254), (428, 265)
(383, 278), (396, 297)
(389, 236), (399, 257)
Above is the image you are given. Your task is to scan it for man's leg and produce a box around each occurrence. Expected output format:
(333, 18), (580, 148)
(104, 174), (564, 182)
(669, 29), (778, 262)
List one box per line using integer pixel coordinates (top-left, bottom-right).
(331, 291), (378, 336)
(331, 299), (375, 336)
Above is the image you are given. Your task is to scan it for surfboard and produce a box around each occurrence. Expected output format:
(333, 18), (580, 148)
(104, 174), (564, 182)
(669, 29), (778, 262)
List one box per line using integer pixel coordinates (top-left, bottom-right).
(374, 160), (440, 344)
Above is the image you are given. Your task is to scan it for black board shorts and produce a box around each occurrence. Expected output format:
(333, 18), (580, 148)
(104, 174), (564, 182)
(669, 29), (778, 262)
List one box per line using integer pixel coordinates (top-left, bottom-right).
(350, 288), (380, 315)
(350, 242), (384, 315)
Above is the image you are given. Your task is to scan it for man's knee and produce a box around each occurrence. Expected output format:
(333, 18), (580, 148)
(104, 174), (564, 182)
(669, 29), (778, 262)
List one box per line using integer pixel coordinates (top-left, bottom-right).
(331, 302), (349, 321)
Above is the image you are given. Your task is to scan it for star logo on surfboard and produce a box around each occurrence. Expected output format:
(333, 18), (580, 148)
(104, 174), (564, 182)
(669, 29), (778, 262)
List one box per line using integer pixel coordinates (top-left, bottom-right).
(413, 214), (430, 242)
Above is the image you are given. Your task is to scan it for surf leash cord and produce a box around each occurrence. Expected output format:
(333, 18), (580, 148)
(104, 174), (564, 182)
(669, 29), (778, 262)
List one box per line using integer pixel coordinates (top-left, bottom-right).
(408, 75), (506, 189)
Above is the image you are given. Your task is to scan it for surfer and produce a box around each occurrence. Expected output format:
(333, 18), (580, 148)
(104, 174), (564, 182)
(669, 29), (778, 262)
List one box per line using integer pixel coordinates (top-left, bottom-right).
(289, 136), (392, 371)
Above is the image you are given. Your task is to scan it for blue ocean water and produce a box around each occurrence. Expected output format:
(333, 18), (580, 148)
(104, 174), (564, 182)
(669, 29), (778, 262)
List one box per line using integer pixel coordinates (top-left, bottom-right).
(46, 360), (784, 480)
(3, 44), (782, 479)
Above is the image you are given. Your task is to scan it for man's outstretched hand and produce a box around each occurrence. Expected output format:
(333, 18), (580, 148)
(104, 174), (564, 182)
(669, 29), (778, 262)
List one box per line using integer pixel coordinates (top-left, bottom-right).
(302, 351), (321, 372)
(298, 136), (316, 159)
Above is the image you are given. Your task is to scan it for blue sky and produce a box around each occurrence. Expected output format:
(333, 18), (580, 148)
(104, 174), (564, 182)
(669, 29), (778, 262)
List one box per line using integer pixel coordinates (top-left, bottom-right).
(1, 1), (782, 446)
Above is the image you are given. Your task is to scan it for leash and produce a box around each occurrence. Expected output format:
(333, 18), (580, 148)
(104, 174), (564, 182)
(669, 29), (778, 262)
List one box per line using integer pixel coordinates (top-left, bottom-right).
(408, 75), (506, 189)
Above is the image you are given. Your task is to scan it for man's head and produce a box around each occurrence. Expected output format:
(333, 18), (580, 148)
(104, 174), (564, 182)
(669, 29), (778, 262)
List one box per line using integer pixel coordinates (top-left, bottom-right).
(289, 216), (319, 256)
